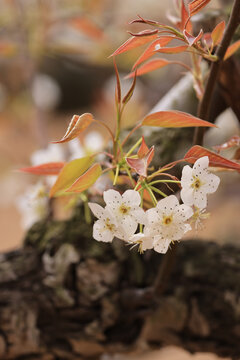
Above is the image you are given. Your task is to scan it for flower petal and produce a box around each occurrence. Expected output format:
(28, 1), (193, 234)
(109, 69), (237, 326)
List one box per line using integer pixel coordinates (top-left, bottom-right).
(103, 189), (122, 208)
(181, 164), (193, 186)
(93, 220), (114, 242)
(174, 204), (193, 222)
(122, 189), (141, 206)
(193, 191), (207, 209)
(180, 187), (194, 206)
(88, 202), (105, 219)
(156, 195), (179, 213)
(201, 173), (220, 194)
(153, 237), (171, 254)
(193, 156), (209, 175)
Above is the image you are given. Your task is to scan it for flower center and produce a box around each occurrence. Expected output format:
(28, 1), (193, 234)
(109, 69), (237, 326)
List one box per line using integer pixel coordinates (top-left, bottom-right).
(119, 203), (131, 215)
(105, 218), (115, 232)
(191, 176), (202, 190)
(162, 215), (173, 226)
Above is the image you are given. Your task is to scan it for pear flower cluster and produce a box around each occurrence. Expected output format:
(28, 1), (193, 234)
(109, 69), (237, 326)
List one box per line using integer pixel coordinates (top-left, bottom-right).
(89, 157), (220, 254)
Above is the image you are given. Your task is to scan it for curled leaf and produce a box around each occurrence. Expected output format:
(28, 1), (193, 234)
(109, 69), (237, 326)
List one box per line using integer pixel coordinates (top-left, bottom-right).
(188, 0), (211, 16)
(183, 29), (203, 46)
(184, 145), (240, 171)
(126, 146), (154, 178)
(142, 110), (217, 128)
(53, 113), (94, 143)
(213, 135), (240, 152)
(19, 162), (65, 176)
(137, 136), (150, 158)
(50, 157), (93, 197)
(66, 163), (102, 193)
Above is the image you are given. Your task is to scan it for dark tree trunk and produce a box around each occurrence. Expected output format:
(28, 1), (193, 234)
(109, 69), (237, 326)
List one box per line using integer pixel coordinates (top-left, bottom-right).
(0, 209), (240, 359)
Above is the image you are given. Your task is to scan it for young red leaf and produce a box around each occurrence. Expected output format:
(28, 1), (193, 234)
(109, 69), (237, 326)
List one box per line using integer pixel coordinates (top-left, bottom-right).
(113, 59), (121, 105)
(132, 37), (175, 69)
(127, 59), (170, 78)
(213, 135), (240, 152)
(177, 0), (193, 33)
(126, 146), (154, 178)
(184, 145), (240, 171)
(122, 69), (137, 104)
(53, 113), (94, 144)
(155, 45), (188, 54)
(183, 29), (203, 46)
(69, 17), (104, 40)
(50, 157), (93, 197)
(109, 32), (158, 57)
(224, 40), (240, 60)
(19, 162), (65, 176)
(66, 163), (102, 193)
(211, 21), (225, 47)
(188, 0), (211, 16)
(137, 136), (150, 158)
(202, 33), (213, 49)
(142, 110), (217, 128)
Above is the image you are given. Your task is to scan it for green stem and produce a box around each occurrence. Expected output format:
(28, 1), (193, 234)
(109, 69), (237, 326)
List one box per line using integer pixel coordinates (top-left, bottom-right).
(146, 185), (158, 206)
(113, 165), (120, 185)
(149, 186), (167, 198)
(148, 180), (180, 186)
(124, 165), (136, 187)
(80, 193), (91, 224)
(125, 137), (142, 157)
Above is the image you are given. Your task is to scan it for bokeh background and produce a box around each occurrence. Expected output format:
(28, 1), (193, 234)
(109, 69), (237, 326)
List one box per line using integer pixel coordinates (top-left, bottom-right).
(0, 1), (239, 359)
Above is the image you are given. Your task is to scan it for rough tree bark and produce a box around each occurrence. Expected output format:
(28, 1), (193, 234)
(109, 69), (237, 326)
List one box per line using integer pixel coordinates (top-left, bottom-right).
(0, 212), (240, 360)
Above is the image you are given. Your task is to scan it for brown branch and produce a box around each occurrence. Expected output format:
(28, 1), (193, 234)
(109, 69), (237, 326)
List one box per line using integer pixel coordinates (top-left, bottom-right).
(193, 0), (240, 146)
(154, 0), (240, 297)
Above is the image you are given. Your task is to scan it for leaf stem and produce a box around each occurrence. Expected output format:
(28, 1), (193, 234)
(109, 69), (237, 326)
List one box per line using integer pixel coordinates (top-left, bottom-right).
(149, 185), (167, 198)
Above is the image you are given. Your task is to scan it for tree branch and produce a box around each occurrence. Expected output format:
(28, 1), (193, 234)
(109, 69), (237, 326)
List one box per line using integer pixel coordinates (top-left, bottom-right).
(193, 0), (240, 145)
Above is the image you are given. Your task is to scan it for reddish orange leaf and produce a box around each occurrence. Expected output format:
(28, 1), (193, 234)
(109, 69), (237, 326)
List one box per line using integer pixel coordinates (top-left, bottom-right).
(188, 0), (211, 16)
(137, 136), (150, 158)
(127, 59), (170, 78)
(184, 145), (240, 171)
(183, 29), (203, 46)
(50, 157), (92, 197)
(177, 0), (193, 33)
(69, 17), (104, 40)
(202, 33), (213, 48)
(211, 21), (225, 47)
(126, 146), (154, 178)
(213, 135), (240, 152)
(109, 32), (158, 57)
(155, 45), (188, 54)
(53, 113), (94, 144)
(132, 37), (175, 69)
(66, 163), (102, 193)
(142, 111), (217, 128)
(224, 40), (240, 60)
(19, 162), (65, 176)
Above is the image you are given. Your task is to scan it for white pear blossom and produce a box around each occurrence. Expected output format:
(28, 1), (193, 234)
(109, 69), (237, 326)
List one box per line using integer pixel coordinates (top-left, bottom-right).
(88, 202), (127, 242)
(146, 195), (193, 253)
(16, 181), (48, 230)
(181, 156), (220, 209)
(104, 189), (146, 236)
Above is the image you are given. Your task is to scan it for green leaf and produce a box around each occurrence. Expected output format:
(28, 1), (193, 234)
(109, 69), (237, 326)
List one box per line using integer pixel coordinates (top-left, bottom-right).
(66, 163), (102, 193)
(50, 157), (93, 197)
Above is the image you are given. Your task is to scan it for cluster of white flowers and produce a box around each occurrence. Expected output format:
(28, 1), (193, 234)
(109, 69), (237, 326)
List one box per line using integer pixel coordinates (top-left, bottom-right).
(89, 157), (220, 254)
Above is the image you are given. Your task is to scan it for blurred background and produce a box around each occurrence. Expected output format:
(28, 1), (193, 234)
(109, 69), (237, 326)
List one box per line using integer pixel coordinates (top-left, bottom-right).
(0, 0), (239, 261)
